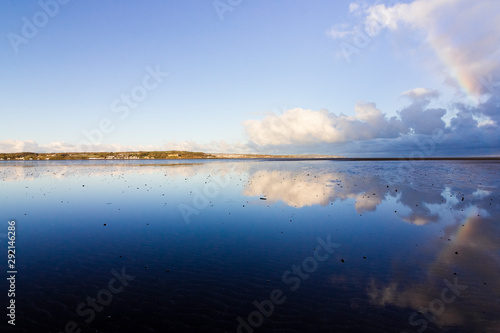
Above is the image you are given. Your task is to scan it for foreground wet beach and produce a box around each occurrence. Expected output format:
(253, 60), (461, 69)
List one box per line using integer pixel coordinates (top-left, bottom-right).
(1, 159), (499, 332)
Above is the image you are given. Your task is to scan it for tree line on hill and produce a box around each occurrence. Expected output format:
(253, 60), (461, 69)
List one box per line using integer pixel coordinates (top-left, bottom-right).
(0, 151), (212, 160)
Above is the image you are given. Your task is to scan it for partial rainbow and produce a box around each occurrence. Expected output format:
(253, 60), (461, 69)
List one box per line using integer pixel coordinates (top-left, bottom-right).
(427, 37), (482, 100)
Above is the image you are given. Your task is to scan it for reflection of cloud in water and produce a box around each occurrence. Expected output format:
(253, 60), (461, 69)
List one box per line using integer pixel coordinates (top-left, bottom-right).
(243, 170), (338, 207)
(472, 188), (492, 199)
(367, 203), (500, 330)
(243, 164), (499, 230)
(243, 169), (387, 211)
(243, 169), (450, 220)
(353, 193), (382, 213)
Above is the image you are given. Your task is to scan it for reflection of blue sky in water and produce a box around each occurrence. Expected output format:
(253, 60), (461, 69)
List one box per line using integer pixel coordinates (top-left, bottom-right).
(0, 160), (499, 331)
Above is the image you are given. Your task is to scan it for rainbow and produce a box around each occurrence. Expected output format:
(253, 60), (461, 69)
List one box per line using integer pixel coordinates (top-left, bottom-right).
(428, 36), (484, 101)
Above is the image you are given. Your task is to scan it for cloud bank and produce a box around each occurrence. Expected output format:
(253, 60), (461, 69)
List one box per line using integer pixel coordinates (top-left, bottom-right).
(244, 104), (405, 146)
(243, 88), (499, 156)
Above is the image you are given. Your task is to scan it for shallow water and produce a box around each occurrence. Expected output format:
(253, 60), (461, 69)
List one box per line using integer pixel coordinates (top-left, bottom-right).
(1, 159), (499, 332)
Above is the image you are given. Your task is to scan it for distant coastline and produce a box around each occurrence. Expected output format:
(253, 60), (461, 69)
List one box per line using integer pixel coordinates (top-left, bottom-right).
(0, 151), (341, 161)
(0, 151), (499, 161)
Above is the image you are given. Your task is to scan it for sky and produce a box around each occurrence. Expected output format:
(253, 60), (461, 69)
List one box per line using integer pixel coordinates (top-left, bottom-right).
(1, 0), (499, 156)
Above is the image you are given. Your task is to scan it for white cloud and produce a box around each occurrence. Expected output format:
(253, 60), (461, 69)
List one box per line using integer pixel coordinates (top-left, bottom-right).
(330, 0), (500, 96)
(0, 139), (39, 153)
(244, 104), (405, 146)
(349, 3), (360, 13)
(0, 139), (251, 154)
(0, 140), (147, 153)
(401, 88), (439, 101)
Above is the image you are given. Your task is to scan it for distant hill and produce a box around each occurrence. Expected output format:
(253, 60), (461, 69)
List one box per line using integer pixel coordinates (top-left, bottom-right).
(0, 151), (211, 161)
(3, 152), (494, 161)
(0, 151), (343, 161)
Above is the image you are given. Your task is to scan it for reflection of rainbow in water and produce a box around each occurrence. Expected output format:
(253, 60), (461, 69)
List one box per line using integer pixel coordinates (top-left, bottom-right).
(454, 215), (477, 242)
(433, 209), (485, 269)
(452, 207), (491, 245)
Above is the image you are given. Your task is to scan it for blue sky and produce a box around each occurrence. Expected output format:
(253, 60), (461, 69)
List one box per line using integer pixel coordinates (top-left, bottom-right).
(1, 0), (499, 156)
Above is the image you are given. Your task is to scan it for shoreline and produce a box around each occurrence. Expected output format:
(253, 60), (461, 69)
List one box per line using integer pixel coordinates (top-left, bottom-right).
(0, 151), (499, 162)
(1, 157), (499, 162)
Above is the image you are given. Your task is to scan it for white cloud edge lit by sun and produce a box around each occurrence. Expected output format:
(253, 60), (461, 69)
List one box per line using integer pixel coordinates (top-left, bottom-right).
(401, 88), (439, 101)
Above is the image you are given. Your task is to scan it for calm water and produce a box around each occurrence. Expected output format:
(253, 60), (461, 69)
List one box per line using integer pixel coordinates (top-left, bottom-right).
(0, 159), (499, 332)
